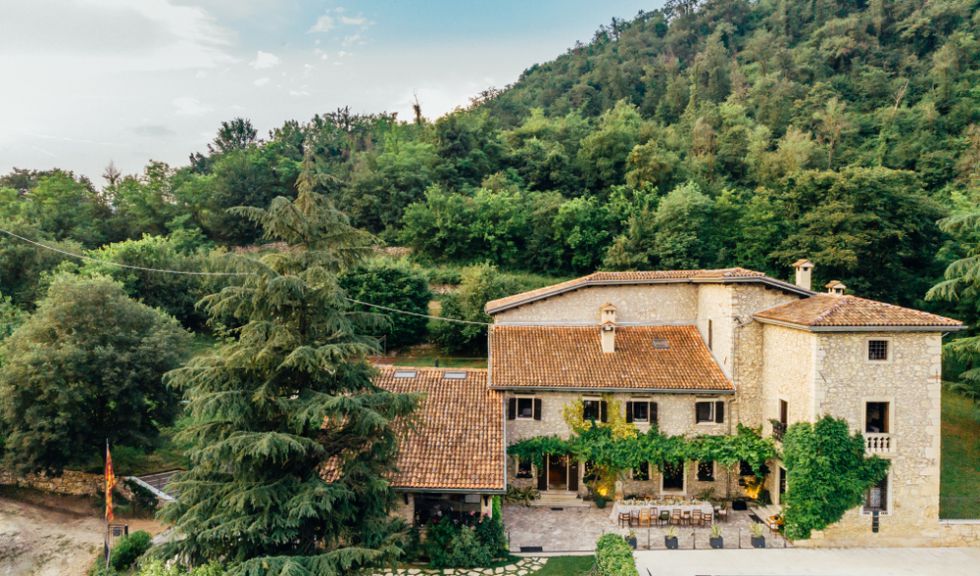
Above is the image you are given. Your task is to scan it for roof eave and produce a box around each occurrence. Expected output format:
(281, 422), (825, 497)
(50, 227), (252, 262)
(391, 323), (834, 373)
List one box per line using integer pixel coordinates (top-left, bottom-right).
(488, 385), (735, 394)
(392, 486), (506, 494)
(753, 315), (966, 332)
(486, 276), (813, 315)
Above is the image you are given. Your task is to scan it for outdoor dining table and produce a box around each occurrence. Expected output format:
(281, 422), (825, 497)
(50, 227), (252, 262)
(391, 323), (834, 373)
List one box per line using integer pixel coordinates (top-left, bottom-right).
(609, 500), (714, 523)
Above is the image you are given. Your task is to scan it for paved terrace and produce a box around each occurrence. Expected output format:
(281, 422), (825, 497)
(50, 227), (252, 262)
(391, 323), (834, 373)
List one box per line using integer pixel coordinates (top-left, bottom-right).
(503, 503), (788, 553)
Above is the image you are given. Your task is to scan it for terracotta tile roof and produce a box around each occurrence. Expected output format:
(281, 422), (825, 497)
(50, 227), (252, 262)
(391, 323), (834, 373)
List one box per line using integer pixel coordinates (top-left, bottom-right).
(754, 294), (963, 329)
(485, 268), (805, 314)
(489, 325), (733, 391)
(374, 366), (504, 492)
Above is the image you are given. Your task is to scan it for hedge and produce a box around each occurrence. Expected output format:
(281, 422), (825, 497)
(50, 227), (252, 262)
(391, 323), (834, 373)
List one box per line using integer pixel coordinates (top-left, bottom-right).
(595, 533), (637, 576)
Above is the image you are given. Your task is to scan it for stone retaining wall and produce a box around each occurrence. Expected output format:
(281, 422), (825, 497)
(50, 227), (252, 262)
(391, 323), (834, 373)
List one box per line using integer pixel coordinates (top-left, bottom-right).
(0, 469), (104, 497)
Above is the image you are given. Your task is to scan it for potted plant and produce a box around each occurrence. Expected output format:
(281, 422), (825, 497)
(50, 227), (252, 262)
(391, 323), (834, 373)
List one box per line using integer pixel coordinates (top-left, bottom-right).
(625, 530), (637, 550)
(594, 494), (608, 509)
(709, 524), (724, 549)
(750, 523), (766, 548)
(664, 527), (678, 550)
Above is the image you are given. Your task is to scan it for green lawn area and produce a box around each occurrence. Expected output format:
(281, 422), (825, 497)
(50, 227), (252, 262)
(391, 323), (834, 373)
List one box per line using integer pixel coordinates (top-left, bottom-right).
(940, 389), (980, 519)
(536, 556), (596, 576)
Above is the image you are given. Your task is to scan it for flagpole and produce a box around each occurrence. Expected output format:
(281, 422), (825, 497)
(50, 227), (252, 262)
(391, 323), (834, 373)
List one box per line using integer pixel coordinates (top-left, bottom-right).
(105, 438), (110, 570)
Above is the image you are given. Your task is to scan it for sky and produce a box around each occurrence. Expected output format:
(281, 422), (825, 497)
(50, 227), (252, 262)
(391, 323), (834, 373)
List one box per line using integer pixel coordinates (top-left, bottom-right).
(0, 0), (660, 183)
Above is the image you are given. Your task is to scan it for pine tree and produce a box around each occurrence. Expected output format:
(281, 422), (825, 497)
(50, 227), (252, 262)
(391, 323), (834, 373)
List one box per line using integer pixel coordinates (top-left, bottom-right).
(159, 146), (419, 575)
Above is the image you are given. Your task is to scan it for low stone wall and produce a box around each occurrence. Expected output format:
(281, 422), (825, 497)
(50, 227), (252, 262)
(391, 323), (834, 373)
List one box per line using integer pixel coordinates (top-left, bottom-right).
(0, 469), (104, 497)
(797, 518), (980, 548)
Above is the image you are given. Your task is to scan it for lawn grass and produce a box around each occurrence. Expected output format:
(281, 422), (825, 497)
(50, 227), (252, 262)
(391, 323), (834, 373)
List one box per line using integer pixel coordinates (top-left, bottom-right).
(940, 388), (980, 519)
(536, 556), (596, 576)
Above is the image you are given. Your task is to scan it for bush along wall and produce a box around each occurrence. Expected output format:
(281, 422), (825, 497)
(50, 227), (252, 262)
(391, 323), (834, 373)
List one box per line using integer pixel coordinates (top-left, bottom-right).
(595, 533), (638, 576)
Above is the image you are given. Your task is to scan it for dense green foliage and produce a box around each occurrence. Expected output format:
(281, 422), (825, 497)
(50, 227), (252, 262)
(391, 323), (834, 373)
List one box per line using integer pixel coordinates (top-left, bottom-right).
(423, 513), (508, 569)
(940, 389), (980, 518)
(431, 263), (518, 355)
(928, 209), (980, 412)
(339, 261), (432, 350)
(595, 533), (638, 576)
(781, 416), (890, 540)
(158, 153), (419, 574)
(110, 530), (152, 571)
(0, 275), (189, 474)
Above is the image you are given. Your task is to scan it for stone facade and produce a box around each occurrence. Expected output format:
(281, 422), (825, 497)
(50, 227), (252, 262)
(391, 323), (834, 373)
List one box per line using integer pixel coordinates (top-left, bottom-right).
(492, 276), (962, 547)
(0, 469), (104, 497)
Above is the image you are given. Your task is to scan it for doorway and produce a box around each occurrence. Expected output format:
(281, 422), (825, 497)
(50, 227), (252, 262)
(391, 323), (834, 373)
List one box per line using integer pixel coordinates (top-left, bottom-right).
(539, 454), (578, 492)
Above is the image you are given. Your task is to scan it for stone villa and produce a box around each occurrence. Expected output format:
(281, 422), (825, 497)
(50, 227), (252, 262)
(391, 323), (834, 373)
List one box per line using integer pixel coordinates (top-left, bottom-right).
(378, 261), (969, 546)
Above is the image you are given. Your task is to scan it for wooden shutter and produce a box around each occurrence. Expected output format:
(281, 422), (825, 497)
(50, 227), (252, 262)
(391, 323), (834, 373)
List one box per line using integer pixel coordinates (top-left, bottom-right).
(537, 462), (547, 490)
(650, 402), (658, 425)
(507, 398), (516, 420)
(600, 400), (608, 423)
(715, 400), (725, 423)
(533, 398), (542, 420)
(625, 402), (634, 423)
(569, 460), (579, 491)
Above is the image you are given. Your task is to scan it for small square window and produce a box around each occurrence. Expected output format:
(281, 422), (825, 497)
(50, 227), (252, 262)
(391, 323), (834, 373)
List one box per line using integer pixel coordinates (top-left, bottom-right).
(868, 340), (889, 361)
(583, 399), (604, 421)
(695, 400), (724, 424)
(632, 462), (650, 481)
(515, 457), (532, 479)
(517, 398), (534, 419)
(697, 461), (714, 482)
(631, 401), (649, 422)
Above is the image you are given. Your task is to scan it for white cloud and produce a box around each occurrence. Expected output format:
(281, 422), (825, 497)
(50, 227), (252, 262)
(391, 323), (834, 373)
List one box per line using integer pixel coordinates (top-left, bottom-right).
(250, 50), (280, 69)
(253, 77), (271, 87)
(289, 89), (311, 97)
(309, 14), (335, 33)
(340, 16), (368, 26)
(342, 34), (364, 48)
(172, 96), (211, 116)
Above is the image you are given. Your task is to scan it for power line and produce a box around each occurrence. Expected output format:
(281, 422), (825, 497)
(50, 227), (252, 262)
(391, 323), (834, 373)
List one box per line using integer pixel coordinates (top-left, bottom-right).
(0, 228), (249, 276)
(0, 227), (491, 326)
(345, 297), (490, 326)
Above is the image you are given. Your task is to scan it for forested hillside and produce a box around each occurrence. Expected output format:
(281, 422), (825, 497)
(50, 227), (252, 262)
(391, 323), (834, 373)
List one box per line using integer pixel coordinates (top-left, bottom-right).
(1, 0), (978, 315)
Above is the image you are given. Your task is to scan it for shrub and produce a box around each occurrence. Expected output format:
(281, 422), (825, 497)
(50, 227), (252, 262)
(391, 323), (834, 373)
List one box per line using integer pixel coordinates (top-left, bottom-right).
(110, 530), (152, 571)
(423, 512), (508, 569)
(595, 533), (638, 576)
(446, 525), (492, 567)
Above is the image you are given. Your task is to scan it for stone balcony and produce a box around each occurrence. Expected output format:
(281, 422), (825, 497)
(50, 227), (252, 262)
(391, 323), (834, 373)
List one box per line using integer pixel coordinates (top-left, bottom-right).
(865, 433), (893, 454)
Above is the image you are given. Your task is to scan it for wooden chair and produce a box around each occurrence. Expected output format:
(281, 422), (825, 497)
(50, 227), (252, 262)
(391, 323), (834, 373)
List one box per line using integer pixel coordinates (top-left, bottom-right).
(691, 510), (703, 527)
(658, 510), (671, 526)
(638, 508), (652, 527)
(716, 505), (729, 523)
(618, 511), (632, 527)
(630, 510), (640, 527)
(670, 509), (682, 525)
(681, 510), (692, 526)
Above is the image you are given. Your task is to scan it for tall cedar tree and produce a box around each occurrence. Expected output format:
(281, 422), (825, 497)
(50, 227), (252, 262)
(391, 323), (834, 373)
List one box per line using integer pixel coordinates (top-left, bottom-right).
(159, 149), (419, 574)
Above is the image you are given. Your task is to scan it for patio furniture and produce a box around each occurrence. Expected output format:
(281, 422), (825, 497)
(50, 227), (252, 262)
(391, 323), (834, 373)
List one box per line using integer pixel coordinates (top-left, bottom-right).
(716, 505), (728, 523)
(630, 510), (640, 527)
(658, 510), (670, 526)
(691, 509), (703, 527)
(671, 509), (682, 525)
(681, 510), (692, 526)
(638, 508), (652, 527)
(618, 511), (632, 527)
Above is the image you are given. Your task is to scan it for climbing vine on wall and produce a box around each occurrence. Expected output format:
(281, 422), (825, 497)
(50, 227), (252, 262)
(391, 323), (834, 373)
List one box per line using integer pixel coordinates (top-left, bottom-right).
(781, 416), (889, 540)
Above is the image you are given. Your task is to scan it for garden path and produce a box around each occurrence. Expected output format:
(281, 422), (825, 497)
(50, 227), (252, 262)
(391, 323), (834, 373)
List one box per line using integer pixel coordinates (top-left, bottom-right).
(374, 556), (546, 575)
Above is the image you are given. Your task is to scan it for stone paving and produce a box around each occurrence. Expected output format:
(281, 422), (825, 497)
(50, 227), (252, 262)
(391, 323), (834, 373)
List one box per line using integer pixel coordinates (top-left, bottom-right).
(375, 557), (546, 576)
(503, 503), (789, 552)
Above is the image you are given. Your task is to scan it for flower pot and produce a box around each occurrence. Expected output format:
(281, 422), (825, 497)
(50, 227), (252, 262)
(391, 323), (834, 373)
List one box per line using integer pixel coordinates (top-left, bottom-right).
(665, 536), (678, 550)
(594, 497), (607, 509)
(751, 535), (766, 549)
(732, 498), (748, 511)
(626, 537), (637, 550)
(710, 536), (724, 549)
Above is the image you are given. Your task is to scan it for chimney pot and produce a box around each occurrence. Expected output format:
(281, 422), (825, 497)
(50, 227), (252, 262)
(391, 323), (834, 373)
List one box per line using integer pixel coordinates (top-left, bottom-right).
(825, 280), (846, 296)
(793, 258), (814, 291)
(599, 303), (617, 353)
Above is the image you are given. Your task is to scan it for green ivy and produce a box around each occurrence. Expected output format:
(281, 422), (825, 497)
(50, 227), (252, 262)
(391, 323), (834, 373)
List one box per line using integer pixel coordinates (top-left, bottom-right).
(507, 435), (572, 468)
(781, 416), (889, 540)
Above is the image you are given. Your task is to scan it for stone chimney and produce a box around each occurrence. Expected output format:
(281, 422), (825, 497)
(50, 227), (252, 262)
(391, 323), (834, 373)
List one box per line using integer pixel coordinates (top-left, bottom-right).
(825, 280), (847, 296)
(599, 303), (617, 353)
(793, 259), (814, 291)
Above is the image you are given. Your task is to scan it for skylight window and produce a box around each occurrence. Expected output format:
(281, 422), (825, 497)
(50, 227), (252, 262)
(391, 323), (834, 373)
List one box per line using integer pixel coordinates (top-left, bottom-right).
(652, 338), (670, 350)
(443, 371), (467, 380)
(392, 370), (417, 378)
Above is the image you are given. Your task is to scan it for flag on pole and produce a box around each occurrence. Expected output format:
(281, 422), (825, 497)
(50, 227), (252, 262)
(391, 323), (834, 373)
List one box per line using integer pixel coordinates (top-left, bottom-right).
(105, 441), (116, 523)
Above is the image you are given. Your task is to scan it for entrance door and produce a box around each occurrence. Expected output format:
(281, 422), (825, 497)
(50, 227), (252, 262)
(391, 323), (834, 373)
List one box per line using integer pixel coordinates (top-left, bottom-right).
(547, 454), (569, 491)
